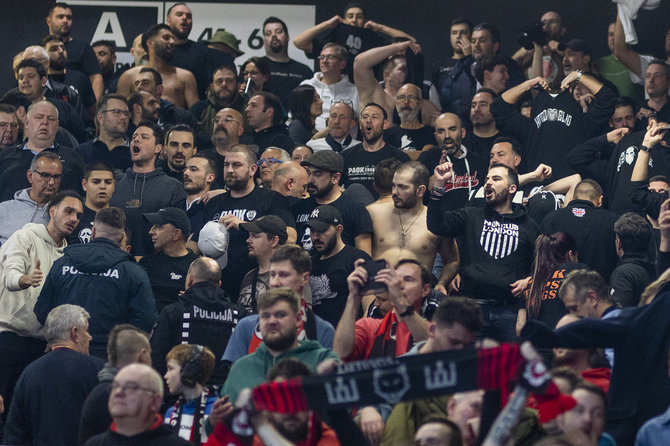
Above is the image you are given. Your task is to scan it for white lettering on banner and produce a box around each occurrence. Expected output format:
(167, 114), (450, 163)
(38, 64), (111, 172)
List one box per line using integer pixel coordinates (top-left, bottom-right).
(192, 305), (236, 322)
(213, 209), (255, 221)
(534, 108), (572, 128)
(91, 12), (127, 47)
(325, 377), (360, 404)
(62, 265), (120, 278)
(479, 220), (520, 259)
(424, 361), (457, 390)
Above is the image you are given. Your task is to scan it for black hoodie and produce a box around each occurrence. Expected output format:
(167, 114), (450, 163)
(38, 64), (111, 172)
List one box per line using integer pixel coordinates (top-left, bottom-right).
(427, 198), (538, 302)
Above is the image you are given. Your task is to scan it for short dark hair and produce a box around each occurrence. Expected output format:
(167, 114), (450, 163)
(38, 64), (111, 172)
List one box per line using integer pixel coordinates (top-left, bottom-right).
(450, 17), (473, 33)
(136, 120), (163, 145)
(96, 93), (127, 114)
(95, 207), (126, 230)
(92, 40), (116, 54)
(488, 163), (519, 188)
(648, 59), (670, 79)
(396, 161), (429, 189)
(212, 64), (238, 80)
(17, 59), (46, 78)
(614, 96), (635, 111)
(433, 297), (483, 334)
(263, 16), (288, 35)
(39, 34), (64, 48)
(549, 366), (583, 392)
(492, 136), (522, 157)
(255, 91), (284, 126)
(166, 344), (216, 386)
(142, 24), (172, 52)
(84, 162), (114, 179)
(474, 55), (508, 85)
(126, 91), (143, 111)
(165, 123), (196, 145)
(0, 103), (17, 116)
(266, 357), (312, 382)
(574, 381), (608, 412)
(373, 158), (402, 195)
(258, 286), (300, 313)
(395, 258), (431, 286)
(417, 415), (462, 446)
(559, 269), (610, 304)
(649, 175), (669, 184)
(0, 90), (32, 111)
(107, 324), (150, 367)
(49, 190), (83, 210)
(270, 244), (311, 275)
(242, 56), (271, 77)
(343, 3), (366, 19)
(139, 67), (162, 86)
(31, 151), (62, 172)
(362, 102), (388, 121)
(573, 179), (603, 202)
(47, 2), (71, 16)
(228, 144), (258, 166)
(614, 212), (652, 253)
(166, 2), (188, 16)
(473, 23), (501, 46)
(474, 87), (497, 99)
(191, 153), (217, 175)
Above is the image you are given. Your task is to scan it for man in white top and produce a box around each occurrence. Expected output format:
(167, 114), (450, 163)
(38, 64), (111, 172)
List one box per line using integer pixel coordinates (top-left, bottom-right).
(307, 101), (360, 153)
(300, 43), (359, 131)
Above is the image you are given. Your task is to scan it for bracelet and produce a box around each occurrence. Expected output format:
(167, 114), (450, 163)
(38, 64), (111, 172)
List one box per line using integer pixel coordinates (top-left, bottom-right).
(576, 70), (583, 81)
(431, 186), (445, 196)
(639, 144), (651, 153)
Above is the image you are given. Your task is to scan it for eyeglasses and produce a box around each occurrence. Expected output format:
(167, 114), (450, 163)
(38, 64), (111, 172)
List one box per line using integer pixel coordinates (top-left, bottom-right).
(256, 157), (283, 166)
(32, 170), (62, 182)
(243, 70), (260, 77)
(0, 122), (19, 130)
(101, 109), (131, 118)
(212, 116), (242, 125)
(319, 54), (341, 61)
(331, 99), (353, 107)
(111, 381), (157, 395)
(396, 95), (420, 102)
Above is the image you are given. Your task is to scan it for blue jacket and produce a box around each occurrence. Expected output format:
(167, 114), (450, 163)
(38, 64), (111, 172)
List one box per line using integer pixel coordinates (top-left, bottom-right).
(34, 237), (157, 357)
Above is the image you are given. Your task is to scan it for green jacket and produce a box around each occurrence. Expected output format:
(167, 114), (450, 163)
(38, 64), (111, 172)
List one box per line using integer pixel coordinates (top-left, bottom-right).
(221, 339), (339, 403)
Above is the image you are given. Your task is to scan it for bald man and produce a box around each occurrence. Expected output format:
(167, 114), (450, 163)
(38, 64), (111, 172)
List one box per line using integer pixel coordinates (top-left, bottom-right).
(272, 161), (309, 199)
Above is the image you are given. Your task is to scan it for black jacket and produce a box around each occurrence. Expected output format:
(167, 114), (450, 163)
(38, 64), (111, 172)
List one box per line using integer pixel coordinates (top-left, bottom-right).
(521, 283), (670, 446)
(241, 123), (295, 153)
(84, 423), (191, 446)
(34, 237), (157, 357)
(609, 251), (655, 307)
(427, 197), (538, 302)
(151, 281), (247, 385)
(541, 199), (619, 281)
(78, 364), (118, 445)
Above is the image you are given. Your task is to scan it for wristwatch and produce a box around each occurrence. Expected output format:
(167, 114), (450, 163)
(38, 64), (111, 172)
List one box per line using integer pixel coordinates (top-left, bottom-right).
(639, 144), (651, 153)
(431, 186), (445, 197)
(576, 70), (583, 81)
(398, 305), (415, 317)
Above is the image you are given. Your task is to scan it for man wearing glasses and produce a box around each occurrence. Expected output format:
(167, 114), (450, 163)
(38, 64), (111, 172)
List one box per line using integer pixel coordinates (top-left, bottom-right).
(0, 100), (85, 202)
(76, 94), (131, 174)
(257, 147), (290, 189)
(300, 43), (359, 132)
(0, 104), (21, 150)
(92, 363), (190, 445)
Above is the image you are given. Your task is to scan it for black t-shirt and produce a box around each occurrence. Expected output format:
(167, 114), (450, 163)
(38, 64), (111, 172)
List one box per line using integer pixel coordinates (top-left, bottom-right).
(172, 40), (210, 99)
(51, 70), (96, 109)
(310, 245), (371, 327)
(341, 142), (409, 198)
(139, 250), (200, 312)
(67, 205), (97, 245)
(261, 57), (313, 108)
(293, 194), (373, 252)
(193, 187), (296, 296)
(463, 131), (499, 175)
(384, 125), (435, 152)
(65, 39), (101, 77)
(311, 23), (386, 77)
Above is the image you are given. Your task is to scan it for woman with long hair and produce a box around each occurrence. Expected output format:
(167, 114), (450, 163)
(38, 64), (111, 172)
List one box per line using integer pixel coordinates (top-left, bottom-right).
(287, 84), (323, 145)
(239, 57), (270, 96)
(516, 232), (587, 336)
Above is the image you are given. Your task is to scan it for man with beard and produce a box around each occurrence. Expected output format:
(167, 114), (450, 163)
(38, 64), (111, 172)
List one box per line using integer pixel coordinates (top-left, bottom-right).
(341, 103), (409, 197)
(308, 205), (371, 327)
(91, 40), (122, 94)
(384, 84), (435, 159)
(427, 162), (538, 342)
(418, 112), (484, 210)
(159, 124), (197, 182)
(464, 88), (500, 162)
(307, 101), (360, 153)
(220, 286), (338, 404)
(166, 3), (230, 100)
(45, 3), (103, 100)
(191, 65), (246, 136)
(126, 90), (160, 138)
(109, 121), (186, 257)
(368, 161), (459, 294)
(182, 154), (216, 231)
(205, 107), (245, 186)
(294, 150), (372, 255)
(191, 144), (296, 296)
(271, 161), (309, 200)
(260, 17), (314, 109)
(76, 94), (131, 174)
(67, 162), (115, 245)
(0, 191), (83, 420)
(116, 24), (198, 109)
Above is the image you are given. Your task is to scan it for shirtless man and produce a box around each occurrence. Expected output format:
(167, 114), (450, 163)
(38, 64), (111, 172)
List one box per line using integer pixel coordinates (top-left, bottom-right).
(368, 161), (459, 294)
(353, 40), (439, 127)
(116, 24), (198, 109)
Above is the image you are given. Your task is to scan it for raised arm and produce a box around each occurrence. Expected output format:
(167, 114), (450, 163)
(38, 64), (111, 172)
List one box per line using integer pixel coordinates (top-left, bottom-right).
(364, 20), (417, 43)
(293, 16), (342, 54)
(613, 6), (643, 78)
(354, 40), (419, 103)
(333, 259), (367, 359)
(501, 76), (549, 105)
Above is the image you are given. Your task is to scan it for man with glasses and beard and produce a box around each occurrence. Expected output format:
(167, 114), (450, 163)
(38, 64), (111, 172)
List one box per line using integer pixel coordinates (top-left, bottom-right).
(368, 161), (459, 295)
(427, 162), (538, 342)
(384, 84), (435, 158)
(219, 287), (338, 404)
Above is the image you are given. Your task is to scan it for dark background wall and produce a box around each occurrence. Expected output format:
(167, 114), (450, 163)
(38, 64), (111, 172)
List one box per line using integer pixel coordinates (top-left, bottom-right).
(2, 0), (669, 93)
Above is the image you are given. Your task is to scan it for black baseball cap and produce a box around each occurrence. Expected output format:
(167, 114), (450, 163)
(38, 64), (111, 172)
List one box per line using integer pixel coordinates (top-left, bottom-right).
(558, 39), (592, 56)
(300, 150), (344, 173)
(240, 215), (288, 243)
(306, 205), (343, 232)
(143, 207), (191, 235)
